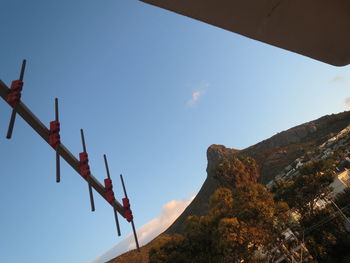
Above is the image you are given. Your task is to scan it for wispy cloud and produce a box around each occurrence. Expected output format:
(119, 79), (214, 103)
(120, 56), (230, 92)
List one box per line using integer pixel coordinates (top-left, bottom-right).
(330, 76), (346, 84)
(345, 97), (350, 108)
(91, 194), (196, 263)
(187, 82), (209, 106)
(188, 90), (202, 106)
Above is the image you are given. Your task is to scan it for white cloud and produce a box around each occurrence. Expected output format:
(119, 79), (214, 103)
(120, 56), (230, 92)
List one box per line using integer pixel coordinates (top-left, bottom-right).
(330, 76), (346, 84)
(188, 90), (202, 106)
(187, 83), (209, 106)
(91, 194), (196, 263)
(345, 97), (350, 108)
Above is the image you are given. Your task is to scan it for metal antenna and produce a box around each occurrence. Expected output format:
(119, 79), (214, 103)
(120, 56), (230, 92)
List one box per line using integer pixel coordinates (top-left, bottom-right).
(104, 154), (121, 236)
(120, 174), (128, 198)
(55, 98), (60, 183)
(80, 129), (95, 212)
(120, 174), (140, 251)
(6, 59), (26, 139)
(113, 209), (121, 236)
(0, 71), (141, 250)
(104, 154), (111, 179)
(80, 129), (87, 153)
(88, 184), (95, 212)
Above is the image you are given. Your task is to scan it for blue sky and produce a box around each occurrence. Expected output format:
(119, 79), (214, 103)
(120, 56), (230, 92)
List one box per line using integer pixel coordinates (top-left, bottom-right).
(1, 0), (350, 262)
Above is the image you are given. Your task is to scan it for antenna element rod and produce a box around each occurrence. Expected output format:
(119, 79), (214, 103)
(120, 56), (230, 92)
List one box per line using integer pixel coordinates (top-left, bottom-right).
(19, 59), (26, 80)
(80, 129), (94, 211)
(88, 184), (95, 211)
(80, 129), (87, 153)
(120, 174), (140, 251)
(114, 208), (121, 236)
(6, 59), (26, 139)
(104, 154), (111, 179)
(131, 220), (140, 251)
(104, 154), (121, 235)
(120, 174), (128, 198)
(55, 98), (59, 121)
(55, 98), (60, 183)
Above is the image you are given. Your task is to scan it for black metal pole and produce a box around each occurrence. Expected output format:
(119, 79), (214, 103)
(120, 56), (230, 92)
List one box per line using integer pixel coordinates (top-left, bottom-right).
(113, 208), (121, 236)
(103, 154), (111, 179)
(104, 154), (121, 236)
(131, 220), (140, 252)
(80, 129), (87, 153)
(6, 59), (26, 139)
(120, 174), (140, 251)
(81, 129), (95, 212)
(120, 174), (128, 198)
(88, 184), (95, 212)
(55, 98), (60, 183)
(19, 60), (26, 80)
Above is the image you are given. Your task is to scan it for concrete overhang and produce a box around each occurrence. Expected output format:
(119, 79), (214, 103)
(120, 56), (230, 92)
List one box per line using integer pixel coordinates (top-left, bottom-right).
(140, 0), (350, 66)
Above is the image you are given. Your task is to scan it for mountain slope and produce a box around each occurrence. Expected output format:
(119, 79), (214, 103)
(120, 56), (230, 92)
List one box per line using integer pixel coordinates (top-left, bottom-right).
(108, 111), (350, 263)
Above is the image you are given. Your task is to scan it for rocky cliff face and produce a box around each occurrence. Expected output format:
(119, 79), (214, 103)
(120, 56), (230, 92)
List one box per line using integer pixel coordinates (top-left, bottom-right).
(166, 111), (350, 234)
(241, 111), (350, 184)
(109, 111), (350, 263)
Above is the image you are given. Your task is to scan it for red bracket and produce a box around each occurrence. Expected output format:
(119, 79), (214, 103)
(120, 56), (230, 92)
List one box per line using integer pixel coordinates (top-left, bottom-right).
(104, 178), (115, 203)
(6, 80), (23, 107)
(49, 120), (60, 148)
(105, 190), (115, 203)
(122, 197), (133, 222)
(79, 152), (91, 178)
(125, 209), (133, 222)
(122, 197), (130, 208)
(104, 178), (113, 190)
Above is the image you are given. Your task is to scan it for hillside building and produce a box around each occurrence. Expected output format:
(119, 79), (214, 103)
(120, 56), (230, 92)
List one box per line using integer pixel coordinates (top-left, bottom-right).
(330, 169), (350, 197)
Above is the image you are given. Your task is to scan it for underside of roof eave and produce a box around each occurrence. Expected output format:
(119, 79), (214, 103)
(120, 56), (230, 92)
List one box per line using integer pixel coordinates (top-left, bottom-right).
(140, 0), (350, 66)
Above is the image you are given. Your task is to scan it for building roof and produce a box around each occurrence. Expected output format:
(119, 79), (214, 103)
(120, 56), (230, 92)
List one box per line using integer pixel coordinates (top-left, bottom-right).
(140, 0), (350, 66)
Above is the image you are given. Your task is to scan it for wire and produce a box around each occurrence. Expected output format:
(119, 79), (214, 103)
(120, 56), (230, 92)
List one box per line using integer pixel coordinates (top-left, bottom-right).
(303, 203), (350, 235)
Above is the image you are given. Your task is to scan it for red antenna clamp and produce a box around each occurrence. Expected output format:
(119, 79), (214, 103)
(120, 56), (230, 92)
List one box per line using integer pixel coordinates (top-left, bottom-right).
(104, 178), (115, 203)
(79, 152), (91, 178)
(49, 120), (60, 148)
(122, 197), (133, 222)
(6, 80), (23, 107)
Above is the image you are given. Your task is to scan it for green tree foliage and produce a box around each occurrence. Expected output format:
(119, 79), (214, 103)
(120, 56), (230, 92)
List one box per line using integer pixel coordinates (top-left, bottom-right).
(300, 206), (350, 262)
(148, 235), (189, 263)
(273, 159), (335, 215)
(273, 159), (350, 262)
(334, 188), (350, 217)
(213, 156), (259, 188)
(149, 183), (289, 263)
(210, 184), (289, 262)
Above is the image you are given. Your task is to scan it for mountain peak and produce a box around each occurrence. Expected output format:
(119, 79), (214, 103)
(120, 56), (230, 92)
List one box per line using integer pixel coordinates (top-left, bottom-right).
(108, 111), (350, 263)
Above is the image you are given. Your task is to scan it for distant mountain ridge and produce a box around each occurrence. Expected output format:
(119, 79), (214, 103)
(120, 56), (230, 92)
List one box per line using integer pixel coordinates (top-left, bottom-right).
(241, 111), (350, 184)
(108, 111), (350, 263)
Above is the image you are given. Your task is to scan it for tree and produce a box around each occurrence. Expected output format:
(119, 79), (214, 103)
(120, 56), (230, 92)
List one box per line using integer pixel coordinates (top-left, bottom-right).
(273, 159), (334, 215)
(149, 183), (290, 263)
(272, 159), (350, 262)
(210, 184), (289, 262)
(213, 155), (259, 188)
(148, 235), (190, 263)
(300, 206), (350, 262)
(334, 188), (350, 217)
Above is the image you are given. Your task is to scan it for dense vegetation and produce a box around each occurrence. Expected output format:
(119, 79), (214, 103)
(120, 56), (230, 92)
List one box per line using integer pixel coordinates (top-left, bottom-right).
(149, 158), (350, 263)
(272, 159), (350, 262)
(149, 183), (290, 263)
(212, 155), (259, 188)
(272, 159), (335, 216)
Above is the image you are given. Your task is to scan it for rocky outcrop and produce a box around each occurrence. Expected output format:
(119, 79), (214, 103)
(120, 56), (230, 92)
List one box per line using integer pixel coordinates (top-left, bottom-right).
(166, 145), (257, 234)
(206, 144), (239, 178)
(241, 111), (350, 183)
(166, 111), (350, 234)
(110, 111), (350, 263)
